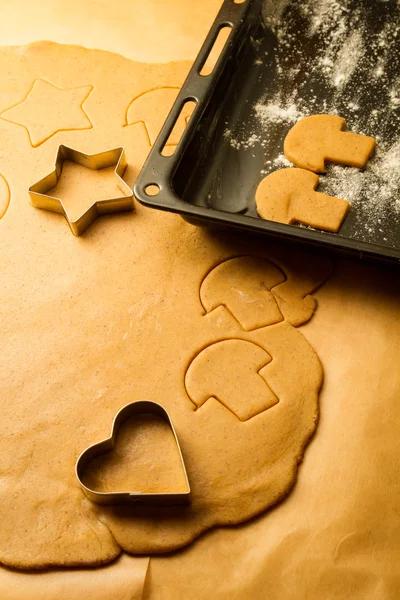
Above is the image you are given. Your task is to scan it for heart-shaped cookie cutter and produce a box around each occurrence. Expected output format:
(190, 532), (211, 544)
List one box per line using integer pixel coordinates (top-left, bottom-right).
(76, 400), (191, 506)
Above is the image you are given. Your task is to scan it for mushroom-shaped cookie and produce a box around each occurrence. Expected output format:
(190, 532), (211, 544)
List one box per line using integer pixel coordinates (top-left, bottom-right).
(185, 339), (278, 421)
(284, 114), (376, 173)
(200, 256), (286, 331)
(255, 168), (350, 232)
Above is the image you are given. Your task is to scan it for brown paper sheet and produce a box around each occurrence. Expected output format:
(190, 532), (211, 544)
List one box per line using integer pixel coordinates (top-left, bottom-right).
(0, 0), (223, 64)
(0, 1), (399, 598)
(0, 555), (149, 600)
(144, 262), (400, 599)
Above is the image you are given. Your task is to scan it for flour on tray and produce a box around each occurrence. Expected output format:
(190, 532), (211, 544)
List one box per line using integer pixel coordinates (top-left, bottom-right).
(224, 0), (400, 243)
(320, 140), (400, 238)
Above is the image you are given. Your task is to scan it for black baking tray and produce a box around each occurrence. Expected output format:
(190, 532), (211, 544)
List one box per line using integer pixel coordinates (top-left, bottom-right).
(134, 0), (400, 266)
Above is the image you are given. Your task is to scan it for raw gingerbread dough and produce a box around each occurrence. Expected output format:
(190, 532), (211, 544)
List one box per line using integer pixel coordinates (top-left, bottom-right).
(0, 42), (331, 569)
(284, 114), (376, 173)
(256, 168), (350, 232)
(1, 79), (93, 147)
(185, 339), (279, 421)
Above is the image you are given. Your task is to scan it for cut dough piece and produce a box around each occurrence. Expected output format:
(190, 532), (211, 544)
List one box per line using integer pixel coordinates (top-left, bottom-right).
(185, 339), (278, 421)
(0, 79), (93, 147)
(0, 41), (328, 570)
(256, 168), (350, 233)
(200, 256), (286, 331)
(284, 114), (376, 173)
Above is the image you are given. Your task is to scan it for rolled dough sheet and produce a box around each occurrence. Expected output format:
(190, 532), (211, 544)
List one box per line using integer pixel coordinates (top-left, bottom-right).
(0, 0), (222, 594)
(0, 41), (331, 569)
(144, 262), (400, 599)
(0, 2), (221, 595)
(0, 1), (398, 598)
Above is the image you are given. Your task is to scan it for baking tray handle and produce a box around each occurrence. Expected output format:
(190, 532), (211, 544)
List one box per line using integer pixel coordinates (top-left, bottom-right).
(134, 0), (262, 209)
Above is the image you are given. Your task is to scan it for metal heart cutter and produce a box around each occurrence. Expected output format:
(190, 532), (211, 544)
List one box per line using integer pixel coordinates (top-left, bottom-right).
(76, 400), (191, 506)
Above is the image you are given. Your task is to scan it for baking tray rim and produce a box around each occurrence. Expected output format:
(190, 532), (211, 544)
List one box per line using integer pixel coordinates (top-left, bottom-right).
(133, 0), (400, 265)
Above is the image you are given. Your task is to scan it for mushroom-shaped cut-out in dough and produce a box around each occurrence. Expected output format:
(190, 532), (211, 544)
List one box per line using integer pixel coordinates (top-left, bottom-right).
(125, 87), (193, 147)
(256, 168), (350, 233)
(284, 114), (376, 173)
(200, 256), (286, 331)
(185, 340), (278, 421)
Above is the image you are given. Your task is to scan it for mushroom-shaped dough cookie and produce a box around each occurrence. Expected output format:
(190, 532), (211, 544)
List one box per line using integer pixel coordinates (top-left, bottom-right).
(284, 114), (376, 173)
(200, 256), (286, 331)
(256, 168), (350, 232)
(185, 339), (278, 421)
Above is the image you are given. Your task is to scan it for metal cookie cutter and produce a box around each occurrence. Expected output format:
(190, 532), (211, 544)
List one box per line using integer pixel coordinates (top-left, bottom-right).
(29, 145), (133, 236)
(76, 400), (191, 506)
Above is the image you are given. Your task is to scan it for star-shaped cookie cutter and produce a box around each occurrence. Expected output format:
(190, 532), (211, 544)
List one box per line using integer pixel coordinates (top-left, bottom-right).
(76, 400), (191, 506)
(29, 145), (134, 236)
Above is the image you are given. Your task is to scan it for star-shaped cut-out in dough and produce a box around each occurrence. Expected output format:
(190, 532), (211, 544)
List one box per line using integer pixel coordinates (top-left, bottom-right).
(29, 145), (133, 236)
(1, 79), (93, 147)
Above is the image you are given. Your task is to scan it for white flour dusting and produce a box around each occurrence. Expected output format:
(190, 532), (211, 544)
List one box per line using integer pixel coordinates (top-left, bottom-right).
(320, 140), (400, 235)
(332, 31), (364, 88)
(255, 102), (304, 124)
(224, 0), (400, 243)
(261, 0), (291, 28)
(261, 154), (293, 176)
(302, 0), (350, 37)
